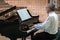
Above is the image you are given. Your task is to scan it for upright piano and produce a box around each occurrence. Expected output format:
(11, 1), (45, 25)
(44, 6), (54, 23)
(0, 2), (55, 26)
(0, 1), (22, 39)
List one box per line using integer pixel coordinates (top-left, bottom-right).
(0, 6), (40, 40)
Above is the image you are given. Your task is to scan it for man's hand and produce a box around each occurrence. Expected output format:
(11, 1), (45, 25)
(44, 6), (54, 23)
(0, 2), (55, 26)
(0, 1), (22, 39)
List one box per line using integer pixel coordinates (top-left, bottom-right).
(33, 23), (42, 30)
(32, 24), (44, 35)
(34, 29), (44, 35)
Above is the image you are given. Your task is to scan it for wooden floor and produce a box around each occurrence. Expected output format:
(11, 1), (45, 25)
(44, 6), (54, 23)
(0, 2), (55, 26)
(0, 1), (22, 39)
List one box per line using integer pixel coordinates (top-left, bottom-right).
(0, 35), (31, 40)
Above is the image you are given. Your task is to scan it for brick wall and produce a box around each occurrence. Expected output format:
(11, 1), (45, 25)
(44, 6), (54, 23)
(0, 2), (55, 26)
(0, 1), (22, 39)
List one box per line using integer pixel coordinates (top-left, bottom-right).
(5, 0), (48, 21)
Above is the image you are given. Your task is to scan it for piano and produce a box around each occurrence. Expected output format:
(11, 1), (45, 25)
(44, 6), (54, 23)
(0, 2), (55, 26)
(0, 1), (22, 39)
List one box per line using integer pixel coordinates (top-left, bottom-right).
(0, 6), (40, 40)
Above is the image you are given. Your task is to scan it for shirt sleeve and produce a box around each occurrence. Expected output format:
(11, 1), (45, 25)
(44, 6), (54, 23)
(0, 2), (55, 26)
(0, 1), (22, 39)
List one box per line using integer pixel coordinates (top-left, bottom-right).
(34, 16), (53, 30)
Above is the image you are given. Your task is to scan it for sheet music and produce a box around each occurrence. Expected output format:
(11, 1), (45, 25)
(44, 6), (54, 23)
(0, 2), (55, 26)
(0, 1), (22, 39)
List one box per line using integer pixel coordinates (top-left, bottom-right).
(17, 9), (31, 21)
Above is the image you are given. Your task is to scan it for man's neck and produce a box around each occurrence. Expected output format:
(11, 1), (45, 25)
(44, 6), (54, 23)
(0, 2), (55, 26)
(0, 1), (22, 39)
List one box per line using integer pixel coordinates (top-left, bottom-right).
(49, 11), (54, 14)
(48, 11), (54, 16)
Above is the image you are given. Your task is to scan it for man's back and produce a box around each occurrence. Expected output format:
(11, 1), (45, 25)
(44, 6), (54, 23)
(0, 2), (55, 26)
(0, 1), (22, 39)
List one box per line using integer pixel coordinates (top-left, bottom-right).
(49, 12), (58, 34)
(46, 12), (58, 34)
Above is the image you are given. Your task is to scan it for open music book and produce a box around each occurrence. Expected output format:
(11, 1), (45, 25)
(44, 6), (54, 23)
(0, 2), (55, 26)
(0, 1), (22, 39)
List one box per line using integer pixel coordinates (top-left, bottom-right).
(17, 9), (31, 21)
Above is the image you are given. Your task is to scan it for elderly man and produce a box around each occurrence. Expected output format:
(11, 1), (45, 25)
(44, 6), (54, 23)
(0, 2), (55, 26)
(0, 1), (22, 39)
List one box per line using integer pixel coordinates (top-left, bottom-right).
(32, 4), (58, 40)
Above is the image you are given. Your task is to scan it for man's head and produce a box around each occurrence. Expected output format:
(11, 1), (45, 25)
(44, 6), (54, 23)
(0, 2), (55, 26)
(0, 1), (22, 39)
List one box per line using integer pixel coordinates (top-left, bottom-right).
(46, 4), (55, 13)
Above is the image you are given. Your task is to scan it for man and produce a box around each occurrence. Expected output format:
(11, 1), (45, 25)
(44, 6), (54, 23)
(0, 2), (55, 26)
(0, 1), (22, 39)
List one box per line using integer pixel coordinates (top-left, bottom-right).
(32, 4), (58, 40)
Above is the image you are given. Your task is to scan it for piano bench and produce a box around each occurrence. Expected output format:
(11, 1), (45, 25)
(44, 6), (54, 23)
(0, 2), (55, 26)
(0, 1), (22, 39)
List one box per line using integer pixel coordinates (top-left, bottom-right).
(53, 29), (60, 40)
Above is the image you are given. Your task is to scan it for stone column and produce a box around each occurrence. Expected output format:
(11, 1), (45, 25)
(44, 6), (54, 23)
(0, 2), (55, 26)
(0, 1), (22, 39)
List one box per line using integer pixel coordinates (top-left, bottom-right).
(57, 0), (60, 8)
(53, 0), (60, 8)
(49, 0), (60, 8)
(50, 0), (53, 4)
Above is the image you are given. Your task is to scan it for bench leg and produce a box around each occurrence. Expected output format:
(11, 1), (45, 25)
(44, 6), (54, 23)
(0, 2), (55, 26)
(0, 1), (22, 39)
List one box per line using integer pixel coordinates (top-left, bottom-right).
(31, 33), (34, 40)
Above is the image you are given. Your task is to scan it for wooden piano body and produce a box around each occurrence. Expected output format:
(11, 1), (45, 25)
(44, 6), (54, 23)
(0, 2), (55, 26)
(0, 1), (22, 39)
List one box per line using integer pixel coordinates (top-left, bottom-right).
(0, 6), (40, 40)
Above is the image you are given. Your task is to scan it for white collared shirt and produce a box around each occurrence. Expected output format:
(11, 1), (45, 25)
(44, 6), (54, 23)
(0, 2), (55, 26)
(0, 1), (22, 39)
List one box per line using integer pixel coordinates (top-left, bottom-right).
(34, 11), (58, 34)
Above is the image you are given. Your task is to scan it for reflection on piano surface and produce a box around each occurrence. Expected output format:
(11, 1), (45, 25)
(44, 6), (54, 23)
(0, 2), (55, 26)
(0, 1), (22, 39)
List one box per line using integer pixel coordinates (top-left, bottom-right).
(0, 6), (40, 40)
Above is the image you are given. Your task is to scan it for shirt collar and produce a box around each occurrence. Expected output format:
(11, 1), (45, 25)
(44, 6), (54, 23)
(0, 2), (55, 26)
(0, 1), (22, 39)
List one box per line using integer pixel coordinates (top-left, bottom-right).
(49, 11), (55, 15)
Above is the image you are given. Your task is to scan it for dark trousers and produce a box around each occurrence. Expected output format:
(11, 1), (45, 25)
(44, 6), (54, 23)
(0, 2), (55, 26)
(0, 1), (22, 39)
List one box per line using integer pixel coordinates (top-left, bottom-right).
(32, 32), (56, 40)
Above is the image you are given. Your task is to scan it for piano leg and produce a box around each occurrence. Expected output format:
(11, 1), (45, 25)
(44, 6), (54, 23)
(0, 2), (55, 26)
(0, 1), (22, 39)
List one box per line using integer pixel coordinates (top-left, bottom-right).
(21, 33), (34, 40)
(31, 33), (34, 40)
(22, 37), (26, 40)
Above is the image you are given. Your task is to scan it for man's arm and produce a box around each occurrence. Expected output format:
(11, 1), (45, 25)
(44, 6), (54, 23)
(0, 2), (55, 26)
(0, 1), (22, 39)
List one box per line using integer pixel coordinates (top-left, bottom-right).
(34, 16), (53, 30)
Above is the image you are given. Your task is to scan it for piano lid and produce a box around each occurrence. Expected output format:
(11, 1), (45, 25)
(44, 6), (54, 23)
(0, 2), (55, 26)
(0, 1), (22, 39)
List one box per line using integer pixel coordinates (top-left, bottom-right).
(0, 6), (16, 16)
